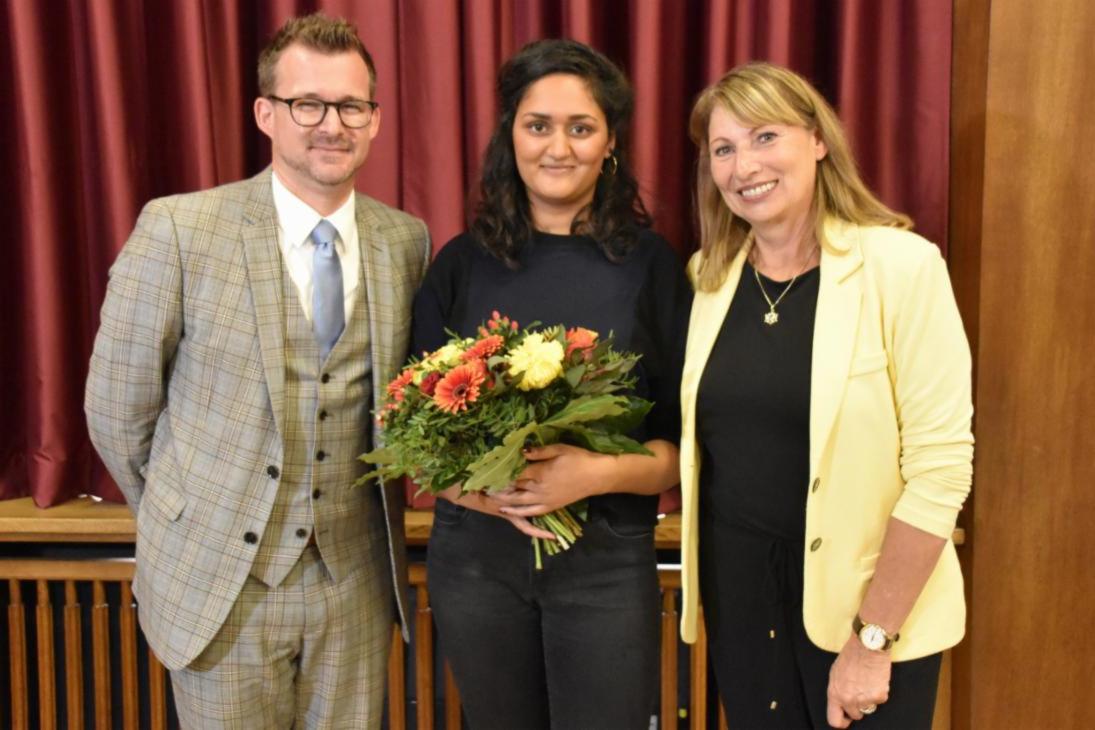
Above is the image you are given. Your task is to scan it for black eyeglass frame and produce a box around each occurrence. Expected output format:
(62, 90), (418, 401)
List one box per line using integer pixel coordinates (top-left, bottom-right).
(267, 95), (379, 129)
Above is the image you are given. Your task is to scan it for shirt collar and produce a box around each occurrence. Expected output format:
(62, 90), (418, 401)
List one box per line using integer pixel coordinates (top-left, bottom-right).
(271, 172), (356, 251)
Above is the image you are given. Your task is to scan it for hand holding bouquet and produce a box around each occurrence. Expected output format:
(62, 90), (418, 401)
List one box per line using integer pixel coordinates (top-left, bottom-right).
(358, 312), (653, 567)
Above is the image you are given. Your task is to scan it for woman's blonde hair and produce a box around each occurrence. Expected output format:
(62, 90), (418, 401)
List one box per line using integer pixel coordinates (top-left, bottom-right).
(689, 62), (911, 291)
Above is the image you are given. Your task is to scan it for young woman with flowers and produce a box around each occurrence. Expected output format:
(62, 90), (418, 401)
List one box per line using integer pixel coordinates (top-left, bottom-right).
(411, 40), (691, 729)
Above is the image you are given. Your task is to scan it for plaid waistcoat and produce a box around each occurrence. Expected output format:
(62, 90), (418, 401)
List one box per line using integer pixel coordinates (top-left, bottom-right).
(249, 253), (385, 587)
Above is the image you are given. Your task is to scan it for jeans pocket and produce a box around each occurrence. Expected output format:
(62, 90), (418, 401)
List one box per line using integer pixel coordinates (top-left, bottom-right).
(432, 499), (470, 527)
(593, 516), (655, 541)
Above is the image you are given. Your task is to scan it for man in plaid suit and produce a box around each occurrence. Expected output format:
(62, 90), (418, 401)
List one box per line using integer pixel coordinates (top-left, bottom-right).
(85, 14), (429, 728)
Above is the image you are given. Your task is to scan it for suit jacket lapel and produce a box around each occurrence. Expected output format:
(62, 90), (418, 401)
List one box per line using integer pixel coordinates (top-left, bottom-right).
(809, 219), (864, 476)
(241, 170), (288, 438)
(355, 196), (396, 413)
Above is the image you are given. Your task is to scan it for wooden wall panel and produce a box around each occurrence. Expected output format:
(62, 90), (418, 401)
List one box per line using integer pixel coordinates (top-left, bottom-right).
(946, 0), (990, 727)
(958, 0), (1095, 727)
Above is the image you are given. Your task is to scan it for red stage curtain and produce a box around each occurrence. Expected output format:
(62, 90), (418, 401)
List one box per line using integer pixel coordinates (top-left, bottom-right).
(0, 0), (951, 506)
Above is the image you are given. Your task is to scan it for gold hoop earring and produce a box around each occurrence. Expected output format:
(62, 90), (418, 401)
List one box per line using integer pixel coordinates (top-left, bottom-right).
(603, 153), (618, 176)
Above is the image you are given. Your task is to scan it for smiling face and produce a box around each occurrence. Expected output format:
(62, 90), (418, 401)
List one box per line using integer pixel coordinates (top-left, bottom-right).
(254, 43), (380, 211)
(512, 73), (615, 231)
(706, 104), (827, 234)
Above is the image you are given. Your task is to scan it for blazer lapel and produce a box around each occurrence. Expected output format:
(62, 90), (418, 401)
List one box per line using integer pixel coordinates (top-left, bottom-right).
(809, 219), (864, 475)
(680, 242), (752, 413)
(241, 170), (288, 438)
(355, 196), (396, 412)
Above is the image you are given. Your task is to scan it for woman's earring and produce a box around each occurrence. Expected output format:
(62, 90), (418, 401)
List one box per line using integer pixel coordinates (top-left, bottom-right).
(603, 153), (619, 176)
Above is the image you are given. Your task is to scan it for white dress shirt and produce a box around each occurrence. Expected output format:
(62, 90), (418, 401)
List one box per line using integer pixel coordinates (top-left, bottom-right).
(271, 172), (361, 324)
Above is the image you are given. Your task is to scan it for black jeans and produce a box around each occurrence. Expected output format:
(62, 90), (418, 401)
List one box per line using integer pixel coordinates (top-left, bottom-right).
(427, 501), (660, 730)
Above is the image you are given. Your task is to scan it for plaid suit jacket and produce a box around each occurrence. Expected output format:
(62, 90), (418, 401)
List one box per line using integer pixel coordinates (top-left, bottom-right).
(85, 168), (430, 670)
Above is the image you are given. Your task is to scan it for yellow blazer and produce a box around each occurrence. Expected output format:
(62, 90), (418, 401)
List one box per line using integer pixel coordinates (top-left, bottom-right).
(678, 219), (973, 661)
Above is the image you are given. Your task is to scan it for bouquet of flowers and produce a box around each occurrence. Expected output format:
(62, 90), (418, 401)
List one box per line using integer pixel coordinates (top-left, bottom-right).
(357, 311), (653, 568)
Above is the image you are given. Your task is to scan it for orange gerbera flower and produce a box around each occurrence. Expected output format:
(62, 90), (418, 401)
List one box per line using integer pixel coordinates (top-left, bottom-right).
(433, 363), (486, 413)
(565, 327), (598, 359)
(462, 335), (504, 361)
(387, 368), (415, 401)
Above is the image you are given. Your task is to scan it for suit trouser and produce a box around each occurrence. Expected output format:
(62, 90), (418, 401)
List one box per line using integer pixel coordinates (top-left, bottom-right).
(170, 544), (393, 730)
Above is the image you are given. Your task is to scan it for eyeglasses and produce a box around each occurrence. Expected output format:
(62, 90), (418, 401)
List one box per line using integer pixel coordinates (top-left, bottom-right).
(267, 96), (379, 129)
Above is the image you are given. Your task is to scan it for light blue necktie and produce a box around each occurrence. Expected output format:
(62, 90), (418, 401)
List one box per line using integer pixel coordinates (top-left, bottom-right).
(310, 219), (344, 362)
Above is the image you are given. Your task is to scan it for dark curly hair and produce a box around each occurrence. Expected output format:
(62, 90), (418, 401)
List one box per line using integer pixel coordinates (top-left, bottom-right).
(470, 39), (651, 268)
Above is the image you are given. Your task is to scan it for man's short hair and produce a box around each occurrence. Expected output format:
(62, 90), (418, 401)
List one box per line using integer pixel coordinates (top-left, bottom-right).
(258, 13), (377, 98)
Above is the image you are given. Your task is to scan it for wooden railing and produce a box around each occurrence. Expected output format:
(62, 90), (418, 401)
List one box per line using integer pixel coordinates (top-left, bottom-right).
(2, 498), (958, 729)
(3, 559), (169, 730)
(1, 557), (719, 730)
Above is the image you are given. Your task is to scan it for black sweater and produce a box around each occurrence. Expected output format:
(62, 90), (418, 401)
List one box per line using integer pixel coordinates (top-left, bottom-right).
(412, 229), (692, 530)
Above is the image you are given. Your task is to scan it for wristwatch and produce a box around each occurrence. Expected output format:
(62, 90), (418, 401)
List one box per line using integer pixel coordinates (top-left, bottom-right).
(852, 614), (900, 651)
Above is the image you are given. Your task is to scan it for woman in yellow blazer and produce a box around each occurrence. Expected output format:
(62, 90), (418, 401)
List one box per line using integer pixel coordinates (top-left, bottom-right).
(679, 63), (973, 729)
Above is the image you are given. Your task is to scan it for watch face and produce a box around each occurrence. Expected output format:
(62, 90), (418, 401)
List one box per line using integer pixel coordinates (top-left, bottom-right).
(860, 624), (887, 651)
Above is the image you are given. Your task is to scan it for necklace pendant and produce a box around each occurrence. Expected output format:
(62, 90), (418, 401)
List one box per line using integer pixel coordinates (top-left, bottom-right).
(764, 310), (779, 325)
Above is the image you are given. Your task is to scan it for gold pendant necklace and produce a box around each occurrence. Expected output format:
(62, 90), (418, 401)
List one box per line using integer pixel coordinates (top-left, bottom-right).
(752, 244), (817, 326)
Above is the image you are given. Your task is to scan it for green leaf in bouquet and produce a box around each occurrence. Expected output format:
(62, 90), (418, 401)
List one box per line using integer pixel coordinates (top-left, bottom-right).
(574, 374), (640, 395)
(358, 446), (397, 466)
(353, 465), (388, 488)
(536, 425), (560, 445)
(463, 422), (540, 494)
(595, 356), (640, 375)
(540, 325), (564, 345)
(541, 395), (631, 428)
(584, 396), (653, 434)
(588, 333), (616, 360)
(556, 425), (655, 456)
(564, 364), (587, 388)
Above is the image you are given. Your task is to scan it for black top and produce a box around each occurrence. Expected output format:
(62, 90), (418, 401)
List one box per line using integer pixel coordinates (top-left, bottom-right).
(412, 229), (692, 531)
(695, 262), (820, 541)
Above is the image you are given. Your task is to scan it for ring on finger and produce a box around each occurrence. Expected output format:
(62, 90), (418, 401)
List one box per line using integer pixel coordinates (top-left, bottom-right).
(859, 704), (877, 715)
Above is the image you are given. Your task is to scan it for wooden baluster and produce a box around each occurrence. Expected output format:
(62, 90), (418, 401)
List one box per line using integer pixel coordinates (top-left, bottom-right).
(8, 579), (29, 730)
(719, 699), (729, 730)
(414, 573), (434, 730)
(91, 581), (111, 730)
(119, 583), (139, 729)
(661, 589), (679, 730)
(388, 624), (407, 730)
(64, 581), (84, 730)
(148, 648), (167, 730)
(37, 580), (57, 730)
(690, 609), (708, 730)
(443, 661), (461, 730)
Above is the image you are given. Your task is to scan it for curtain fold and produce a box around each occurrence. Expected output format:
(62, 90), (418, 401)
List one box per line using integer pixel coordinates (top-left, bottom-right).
(0, 0), (951, 506)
